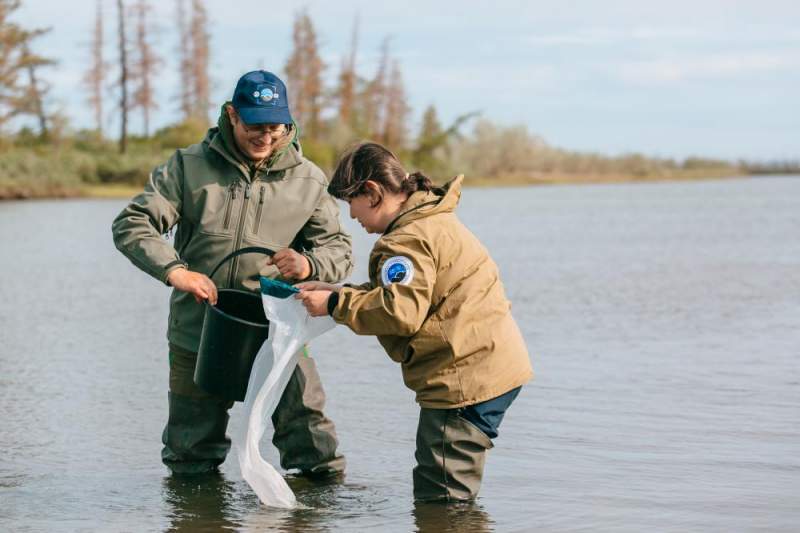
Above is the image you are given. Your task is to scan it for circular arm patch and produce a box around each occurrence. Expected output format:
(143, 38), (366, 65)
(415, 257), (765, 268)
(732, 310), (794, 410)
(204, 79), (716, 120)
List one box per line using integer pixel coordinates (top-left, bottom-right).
(380, 256), (415, 286)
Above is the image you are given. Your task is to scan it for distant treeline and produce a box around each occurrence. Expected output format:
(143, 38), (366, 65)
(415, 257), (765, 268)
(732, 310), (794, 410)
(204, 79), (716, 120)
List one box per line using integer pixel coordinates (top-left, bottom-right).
(0, 0), (796, 199)
(739, 160), (800, 175)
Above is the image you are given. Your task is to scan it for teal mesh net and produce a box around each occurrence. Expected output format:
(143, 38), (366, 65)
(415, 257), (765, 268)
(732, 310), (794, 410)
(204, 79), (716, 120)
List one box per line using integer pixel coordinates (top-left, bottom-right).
(259, 277), (300, 299)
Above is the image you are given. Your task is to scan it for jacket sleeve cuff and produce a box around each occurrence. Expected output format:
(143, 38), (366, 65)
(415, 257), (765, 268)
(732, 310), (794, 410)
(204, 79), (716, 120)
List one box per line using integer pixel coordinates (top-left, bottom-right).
(326, 291), (340, 316)
(163, 260), (188, 286)
(302, 252), (319, 281)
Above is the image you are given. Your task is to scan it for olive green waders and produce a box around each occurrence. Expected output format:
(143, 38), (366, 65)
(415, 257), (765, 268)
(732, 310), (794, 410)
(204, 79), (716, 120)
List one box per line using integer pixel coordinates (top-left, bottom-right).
(413, 407), (494, 502)
(162, 343), (345, 476)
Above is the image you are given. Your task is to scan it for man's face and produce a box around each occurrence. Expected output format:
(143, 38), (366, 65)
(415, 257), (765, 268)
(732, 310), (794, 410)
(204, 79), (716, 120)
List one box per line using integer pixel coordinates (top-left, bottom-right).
(228, 107), (287, 162)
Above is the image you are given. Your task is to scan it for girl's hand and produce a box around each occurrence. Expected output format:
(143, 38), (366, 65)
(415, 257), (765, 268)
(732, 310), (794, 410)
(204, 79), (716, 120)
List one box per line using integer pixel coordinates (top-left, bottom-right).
(295, 281), (341, 293)
(296, 289), (333, 317)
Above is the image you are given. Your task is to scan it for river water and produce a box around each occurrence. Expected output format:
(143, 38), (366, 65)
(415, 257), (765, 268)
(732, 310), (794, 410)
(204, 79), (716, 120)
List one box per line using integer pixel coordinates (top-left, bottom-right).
(1, 176), (798, 532)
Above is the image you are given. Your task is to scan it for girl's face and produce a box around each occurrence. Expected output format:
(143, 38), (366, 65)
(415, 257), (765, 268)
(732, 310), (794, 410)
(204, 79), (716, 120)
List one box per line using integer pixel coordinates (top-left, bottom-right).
(347, 193), (385, 234)
(345, 180), (409, 234)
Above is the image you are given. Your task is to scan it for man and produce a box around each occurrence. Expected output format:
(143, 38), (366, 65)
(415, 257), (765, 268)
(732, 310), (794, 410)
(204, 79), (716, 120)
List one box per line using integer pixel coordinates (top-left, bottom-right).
(112, 70), (353, 477)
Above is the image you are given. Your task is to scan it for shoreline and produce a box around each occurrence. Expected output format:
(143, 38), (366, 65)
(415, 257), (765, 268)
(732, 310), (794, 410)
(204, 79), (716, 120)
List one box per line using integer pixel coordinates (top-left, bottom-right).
(1, 172), (794, 201)
(0, 183), (144, 201)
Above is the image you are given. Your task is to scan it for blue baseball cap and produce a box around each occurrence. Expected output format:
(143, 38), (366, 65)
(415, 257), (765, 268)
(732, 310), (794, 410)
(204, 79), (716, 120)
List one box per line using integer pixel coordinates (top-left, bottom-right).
(231, 70), (293, 125)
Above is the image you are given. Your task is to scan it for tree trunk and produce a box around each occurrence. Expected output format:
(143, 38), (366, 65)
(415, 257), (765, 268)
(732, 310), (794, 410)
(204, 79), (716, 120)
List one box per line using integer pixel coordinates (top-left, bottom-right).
(175, 0), (192, 120)
(117, 0), (128, 153)
(90, 0), (104, 134)
(22, 42), (47, 136)
(190, 0), (210, 122)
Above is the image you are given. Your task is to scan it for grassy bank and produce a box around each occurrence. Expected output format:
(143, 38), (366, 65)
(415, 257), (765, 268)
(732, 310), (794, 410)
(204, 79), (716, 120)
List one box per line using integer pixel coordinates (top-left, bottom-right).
(0, 148), (166, 199)
(3, 170), (753, 200)
(0, 122), (208, 200)
(462, 168), (749, 187)
(0, 123), (791, 200)
(0, 157), (748, 200)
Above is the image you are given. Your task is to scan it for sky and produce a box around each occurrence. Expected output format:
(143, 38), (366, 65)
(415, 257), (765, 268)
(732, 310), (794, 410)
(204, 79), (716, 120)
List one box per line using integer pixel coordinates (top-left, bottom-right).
(16, 0), (800, 161)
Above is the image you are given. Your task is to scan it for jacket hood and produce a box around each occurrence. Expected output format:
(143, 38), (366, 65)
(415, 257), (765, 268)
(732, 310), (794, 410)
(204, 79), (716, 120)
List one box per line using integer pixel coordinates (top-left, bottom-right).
(385, 175), (464, 234)
(205, 103), (303, 176)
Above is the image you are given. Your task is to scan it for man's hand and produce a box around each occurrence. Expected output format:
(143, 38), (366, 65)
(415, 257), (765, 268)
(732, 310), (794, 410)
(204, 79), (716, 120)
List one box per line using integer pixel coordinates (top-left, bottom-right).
(267, 248), (312, 281)
(296, 289), (332, 317)
(167, 268), (218, 305)
(295, 281), (341, 293)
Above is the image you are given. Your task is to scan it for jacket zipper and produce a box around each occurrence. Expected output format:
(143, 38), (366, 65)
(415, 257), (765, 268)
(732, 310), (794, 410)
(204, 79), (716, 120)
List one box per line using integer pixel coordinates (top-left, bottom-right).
(222, 180), (238, 231)
(253, 184), (266, 233)
(227, 176), (254, 288)
(223, 158), (276, 288)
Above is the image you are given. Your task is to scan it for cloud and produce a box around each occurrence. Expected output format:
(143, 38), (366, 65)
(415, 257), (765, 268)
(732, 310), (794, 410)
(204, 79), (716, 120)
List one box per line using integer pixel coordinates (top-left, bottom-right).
(617, 52), (800, 84)
(524, 27), (701, 46)
(409, 63), (559, 92)
(524, 26), (800, 47)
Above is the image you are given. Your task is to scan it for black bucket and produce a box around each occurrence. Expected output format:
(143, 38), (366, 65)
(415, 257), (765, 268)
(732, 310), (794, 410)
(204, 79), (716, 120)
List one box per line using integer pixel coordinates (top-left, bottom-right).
(194, 246), (275, 401)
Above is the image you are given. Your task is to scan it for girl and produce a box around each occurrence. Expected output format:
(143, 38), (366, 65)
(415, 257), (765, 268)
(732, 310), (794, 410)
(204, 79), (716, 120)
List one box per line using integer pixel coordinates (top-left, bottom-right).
(297, 142), (533, 502)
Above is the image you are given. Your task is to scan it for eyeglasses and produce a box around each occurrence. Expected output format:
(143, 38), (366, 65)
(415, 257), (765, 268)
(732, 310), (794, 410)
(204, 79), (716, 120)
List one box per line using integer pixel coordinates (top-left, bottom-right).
(236, 118), (288, 138)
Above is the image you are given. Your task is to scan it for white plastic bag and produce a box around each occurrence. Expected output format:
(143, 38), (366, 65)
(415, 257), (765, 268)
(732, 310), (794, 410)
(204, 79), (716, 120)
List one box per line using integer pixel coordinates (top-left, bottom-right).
(233, 290), (335, 508)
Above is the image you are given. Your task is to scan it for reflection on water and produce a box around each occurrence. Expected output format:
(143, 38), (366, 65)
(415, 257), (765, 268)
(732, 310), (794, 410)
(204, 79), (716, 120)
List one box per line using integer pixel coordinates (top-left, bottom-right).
(413, 501), (494, 533)
(163, 474), (239, 532)
(1, 177), (799, 531)
(163, 473), (352, 532)
(162, 471), (400, 532)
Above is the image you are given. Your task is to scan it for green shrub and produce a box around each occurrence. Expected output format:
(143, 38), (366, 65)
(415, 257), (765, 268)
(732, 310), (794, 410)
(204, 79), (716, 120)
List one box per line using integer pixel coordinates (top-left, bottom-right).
(152, 118), (211, 150)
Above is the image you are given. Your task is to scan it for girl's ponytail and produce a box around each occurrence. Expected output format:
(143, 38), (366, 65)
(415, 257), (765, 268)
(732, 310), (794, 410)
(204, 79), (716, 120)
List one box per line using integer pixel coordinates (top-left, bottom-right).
(401, 171), (434, 194)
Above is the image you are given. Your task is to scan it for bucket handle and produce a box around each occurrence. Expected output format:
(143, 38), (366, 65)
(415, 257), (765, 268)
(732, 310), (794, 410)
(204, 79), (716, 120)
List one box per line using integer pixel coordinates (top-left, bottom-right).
(209, 246), (276, 280)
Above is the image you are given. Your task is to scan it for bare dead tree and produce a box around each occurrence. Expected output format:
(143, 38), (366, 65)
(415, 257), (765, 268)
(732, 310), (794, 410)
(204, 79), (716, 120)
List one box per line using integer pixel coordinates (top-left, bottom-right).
(337, 14), (358, 127)
(189, 0), (210, 122)
(131, 0), (161, 136)
(0, 0), (54, 133)
(83, 0), (105, 134)
(381, 59), (409, 149)
(285, 14), (305, 121)
(175, 0), (192, 120)
(20, 41), (48, 135)
(285, 9), (324, 136)
(362, 37), (390, 138)
(0, 0), (26, 128)
(304, 15), (324, 136)
(117, 0), (129, 153)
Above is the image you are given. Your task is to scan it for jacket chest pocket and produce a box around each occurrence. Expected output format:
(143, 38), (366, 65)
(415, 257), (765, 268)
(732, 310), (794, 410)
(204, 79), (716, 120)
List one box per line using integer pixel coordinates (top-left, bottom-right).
(246, 183), (317, 246)
(252, 183), (266, 233)
(192, 181), (238, 236)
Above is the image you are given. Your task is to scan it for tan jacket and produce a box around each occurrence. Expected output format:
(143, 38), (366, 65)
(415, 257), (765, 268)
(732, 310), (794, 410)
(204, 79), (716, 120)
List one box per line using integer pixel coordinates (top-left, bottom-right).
(333, 176), (533, 408)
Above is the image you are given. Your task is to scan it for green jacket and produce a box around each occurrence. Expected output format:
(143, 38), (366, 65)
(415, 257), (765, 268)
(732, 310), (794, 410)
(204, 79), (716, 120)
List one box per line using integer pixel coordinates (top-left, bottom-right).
(112, 114), (353, 352)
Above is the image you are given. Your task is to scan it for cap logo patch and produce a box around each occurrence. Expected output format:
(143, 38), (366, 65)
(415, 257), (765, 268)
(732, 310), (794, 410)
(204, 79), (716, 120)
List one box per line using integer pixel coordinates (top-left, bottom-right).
(381, 256), (414, 286)
(255, 84), (280, 104)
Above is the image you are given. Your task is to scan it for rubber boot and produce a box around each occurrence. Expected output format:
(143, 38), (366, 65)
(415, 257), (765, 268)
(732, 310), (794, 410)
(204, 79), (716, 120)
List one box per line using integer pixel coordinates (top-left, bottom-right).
(413, 408), (494, 502)
(162, 344), (234, 475)
(271, 354), (345, 478)
(161, 392), (233, 474)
